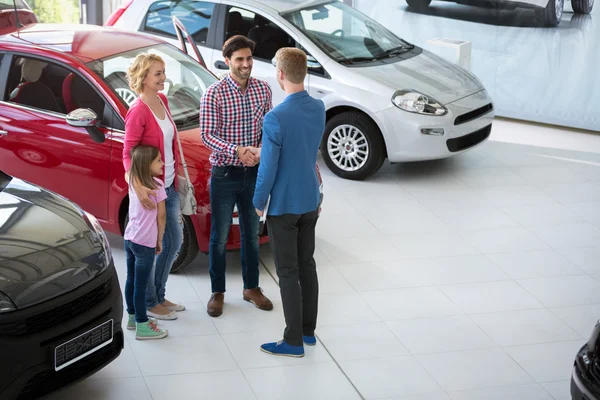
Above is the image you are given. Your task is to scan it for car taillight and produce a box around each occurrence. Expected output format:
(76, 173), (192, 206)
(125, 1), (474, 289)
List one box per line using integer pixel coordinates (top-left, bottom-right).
(104, 0), (133, 26)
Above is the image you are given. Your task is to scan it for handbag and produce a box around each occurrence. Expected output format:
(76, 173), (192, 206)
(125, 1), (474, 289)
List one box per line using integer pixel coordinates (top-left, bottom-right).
(174, 130), (197, 216)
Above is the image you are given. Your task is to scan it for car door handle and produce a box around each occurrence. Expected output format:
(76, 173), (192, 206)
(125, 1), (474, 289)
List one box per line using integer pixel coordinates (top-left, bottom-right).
(214, 61), (229, 70)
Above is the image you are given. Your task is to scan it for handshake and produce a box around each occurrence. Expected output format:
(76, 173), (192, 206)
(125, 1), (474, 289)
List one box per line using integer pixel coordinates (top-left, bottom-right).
(236, 146), (261, 167)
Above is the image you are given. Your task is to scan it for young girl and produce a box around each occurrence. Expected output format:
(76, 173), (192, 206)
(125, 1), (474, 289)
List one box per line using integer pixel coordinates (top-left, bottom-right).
(124, 145), (168, 340)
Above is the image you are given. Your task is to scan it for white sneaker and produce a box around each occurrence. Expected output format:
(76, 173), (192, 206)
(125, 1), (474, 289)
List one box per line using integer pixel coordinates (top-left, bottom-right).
(165, 303), (185, 312)
(147, 310), (177, 320)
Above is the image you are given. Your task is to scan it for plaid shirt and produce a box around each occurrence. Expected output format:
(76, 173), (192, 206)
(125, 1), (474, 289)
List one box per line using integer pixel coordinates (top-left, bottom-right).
(200, 75), (272, 167)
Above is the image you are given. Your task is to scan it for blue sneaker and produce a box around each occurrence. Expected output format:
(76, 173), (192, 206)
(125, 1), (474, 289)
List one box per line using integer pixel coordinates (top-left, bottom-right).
(260, 340), (304, 358)
(303, 335), (317, 346)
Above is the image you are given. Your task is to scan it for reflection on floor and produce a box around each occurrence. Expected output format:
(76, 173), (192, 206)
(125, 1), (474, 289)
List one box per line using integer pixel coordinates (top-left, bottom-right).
(43, 119), (600, 400)
(353, 0), (600, 132)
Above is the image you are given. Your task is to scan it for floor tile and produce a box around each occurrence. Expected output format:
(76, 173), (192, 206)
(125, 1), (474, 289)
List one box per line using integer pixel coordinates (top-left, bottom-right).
(161, 273), (202, 304)
(454, 167), (529, 188)
(440, 281), (544, 314)
(541, 182), (600, 203)
(504, 341), (582, 383)
(432, 207), (520, 231)
(500, 203), (585, 228)
(340, 356), (441, 399)
(129, 334), (238, 376)
(567, 201), (600, 228)
(517, 275), (600, 308)
(540, 381), (571, 400)
(388, 231), (480, 259)
(386, 392), (451, 400)
(556, 247), (600, 273)
(551, 304), (600, 337)
(447, 383), (553, 400)
(407, 187), (489, 211)
(317, 235), (403, 265)
(153, 301), (219, 337)
(471, 309), (581, 346)
(361, 287), (462, 321)
(316, 211), (381, 239)
(460, 227), (550, 254)
(43, 377), (152, 400)
(335, 261), (415, 291)
(144, 370), (257, 400)
(362, 206), (451, 236)
(317, 292), (381, 326)
(530, 223), (600, 249)
(221, 329), (332, 369)
(476, 185), (558, 208)
(416, 348), (534, 391)
(316, 321), (409, 361)
(386, 316), (496, 354)
(512, 165), (589, 185)
(314, 265), (357, 294)
(243, 362), (362, 400)
(210, 297), (287, 334)
(87, 344), (142, 380)
(487, 250), (583, 279)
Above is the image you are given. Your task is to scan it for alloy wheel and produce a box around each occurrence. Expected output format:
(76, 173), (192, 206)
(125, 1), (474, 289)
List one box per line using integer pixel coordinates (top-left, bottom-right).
(327, 124), (370, 172)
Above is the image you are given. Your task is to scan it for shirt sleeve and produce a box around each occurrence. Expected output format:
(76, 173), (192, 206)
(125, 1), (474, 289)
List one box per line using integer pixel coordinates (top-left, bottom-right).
(123, 105), (145, 172)
(253, 112), (281, 211)
(199, 87), (237, 157)
(155, 179), (168, 203)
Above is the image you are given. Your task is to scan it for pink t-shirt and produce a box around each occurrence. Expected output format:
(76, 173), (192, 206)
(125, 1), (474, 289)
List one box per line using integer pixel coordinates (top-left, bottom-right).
(124, 178), (168, 248)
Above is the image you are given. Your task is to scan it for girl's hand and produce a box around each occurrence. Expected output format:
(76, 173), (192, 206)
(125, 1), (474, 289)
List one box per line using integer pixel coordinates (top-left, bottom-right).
(156, 241), (163, 255)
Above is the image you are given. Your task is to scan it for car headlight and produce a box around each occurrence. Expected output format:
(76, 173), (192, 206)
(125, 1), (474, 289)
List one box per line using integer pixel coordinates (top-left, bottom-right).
(392, 90), (447, 116)
(0, 291), (16, 313)
(85, 211), (112, 269)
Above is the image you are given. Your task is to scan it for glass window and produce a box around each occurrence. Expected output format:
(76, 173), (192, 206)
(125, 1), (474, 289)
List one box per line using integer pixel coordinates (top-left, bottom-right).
(87, 44), (218, 131)
(282, 1), (413, 64)
(225, 7), (295, 61)
(143, 0), (214, 44)
(5, 56), (107, 123)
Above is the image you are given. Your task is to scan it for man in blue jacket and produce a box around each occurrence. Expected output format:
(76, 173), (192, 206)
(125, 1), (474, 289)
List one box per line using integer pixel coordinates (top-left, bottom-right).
(253, 47), (326, 357)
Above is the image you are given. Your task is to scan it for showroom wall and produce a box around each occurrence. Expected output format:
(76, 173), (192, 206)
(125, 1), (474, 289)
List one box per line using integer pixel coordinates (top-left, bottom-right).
(354, 0), (600, 132)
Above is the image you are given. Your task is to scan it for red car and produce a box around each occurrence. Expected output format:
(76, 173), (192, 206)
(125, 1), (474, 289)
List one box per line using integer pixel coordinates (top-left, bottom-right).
(0, 14), (300, 272)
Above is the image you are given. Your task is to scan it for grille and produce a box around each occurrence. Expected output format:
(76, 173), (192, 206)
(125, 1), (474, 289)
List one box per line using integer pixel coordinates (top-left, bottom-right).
(454, 103), (493, 125)
(17, 331), (123, 400)
(0, 277), (113, 337)
(446, 124), (491, 153)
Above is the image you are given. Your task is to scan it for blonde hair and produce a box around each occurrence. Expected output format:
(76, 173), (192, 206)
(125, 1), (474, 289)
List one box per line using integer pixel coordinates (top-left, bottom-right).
(275, 48), (307, 84)
(126, 52), (165, 95)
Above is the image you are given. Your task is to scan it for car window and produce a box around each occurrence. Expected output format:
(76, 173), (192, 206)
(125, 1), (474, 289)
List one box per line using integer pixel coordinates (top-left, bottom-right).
(143, 0), (215, 44)
(86, 44), (218, 131)
(4, 55), (110, 125)
(225, 6), (295, 61)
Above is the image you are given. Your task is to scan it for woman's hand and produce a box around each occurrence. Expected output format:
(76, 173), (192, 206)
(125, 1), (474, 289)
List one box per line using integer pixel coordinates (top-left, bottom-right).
(156, 241), (163, 255)
(132, 177), (157, 210)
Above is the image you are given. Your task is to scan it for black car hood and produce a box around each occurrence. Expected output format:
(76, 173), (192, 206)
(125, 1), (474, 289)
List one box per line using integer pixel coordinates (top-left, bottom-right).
(0, 174), (107, 309)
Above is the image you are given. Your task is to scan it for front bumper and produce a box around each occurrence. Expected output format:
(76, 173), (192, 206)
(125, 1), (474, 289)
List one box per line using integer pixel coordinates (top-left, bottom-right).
(0, 261), (124, 400)
(378, 89), (495, 163)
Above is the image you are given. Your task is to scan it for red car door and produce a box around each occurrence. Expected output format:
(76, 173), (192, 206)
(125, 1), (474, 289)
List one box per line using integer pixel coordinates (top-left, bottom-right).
(0, 54), (111, 220)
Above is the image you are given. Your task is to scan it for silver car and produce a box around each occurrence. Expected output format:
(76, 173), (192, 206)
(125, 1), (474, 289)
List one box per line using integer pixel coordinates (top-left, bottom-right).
(109, 0), (495, 180)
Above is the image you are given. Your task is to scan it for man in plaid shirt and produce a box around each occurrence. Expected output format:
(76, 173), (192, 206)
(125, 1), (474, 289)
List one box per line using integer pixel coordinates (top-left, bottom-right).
(200, 35), (273, 318)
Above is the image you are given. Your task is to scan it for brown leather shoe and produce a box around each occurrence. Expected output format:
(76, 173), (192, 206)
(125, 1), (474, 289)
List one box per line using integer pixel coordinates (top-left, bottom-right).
(207, 293), (224, 317)
(243, 288), (273, 311)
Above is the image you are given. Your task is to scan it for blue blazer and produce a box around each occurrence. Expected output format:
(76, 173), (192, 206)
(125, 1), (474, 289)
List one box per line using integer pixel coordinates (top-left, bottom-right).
(253, 90), (326, 216)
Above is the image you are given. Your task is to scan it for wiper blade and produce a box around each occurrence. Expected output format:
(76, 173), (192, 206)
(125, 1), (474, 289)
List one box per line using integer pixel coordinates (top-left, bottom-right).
(337, 56), (376, 64)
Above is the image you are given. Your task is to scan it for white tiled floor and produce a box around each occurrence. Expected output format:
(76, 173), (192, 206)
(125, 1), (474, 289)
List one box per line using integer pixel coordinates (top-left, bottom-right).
(44, 118), (600, 400)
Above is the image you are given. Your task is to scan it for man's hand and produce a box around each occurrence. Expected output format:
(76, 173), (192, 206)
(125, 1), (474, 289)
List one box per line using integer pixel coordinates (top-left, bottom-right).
(255, 208), (263, 217)
(132, 178), (157, 210)
(237, 146), (259, 167)
(247, 146), (261, 163)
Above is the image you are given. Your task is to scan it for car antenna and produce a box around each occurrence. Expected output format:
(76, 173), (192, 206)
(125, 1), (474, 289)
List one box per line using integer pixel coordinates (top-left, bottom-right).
(13, 0), (22, 29)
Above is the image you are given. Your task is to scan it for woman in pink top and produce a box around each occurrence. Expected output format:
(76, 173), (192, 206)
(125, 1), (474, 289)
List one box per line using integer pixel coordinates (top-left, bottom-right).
(124, 52), (184, 320)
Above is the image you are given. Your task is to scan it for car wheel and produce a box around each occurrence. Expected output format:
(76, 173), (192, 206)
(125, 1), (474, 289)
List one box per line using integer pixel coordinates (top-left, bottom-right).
(321, 112), (386, 181)
(406, 0), (432, 10)
(170, 215), (199, 273)
(123, 213), (199, 274)
(535, 0), (564, 26)
(572, 0), (593, 13)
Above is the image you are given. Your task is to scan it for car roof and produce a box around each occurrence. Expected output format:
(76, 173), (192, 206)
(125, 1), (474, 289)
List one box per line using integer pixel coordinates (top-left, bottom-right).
(231, 0), (334, 14)
(0, 23), (166, 63)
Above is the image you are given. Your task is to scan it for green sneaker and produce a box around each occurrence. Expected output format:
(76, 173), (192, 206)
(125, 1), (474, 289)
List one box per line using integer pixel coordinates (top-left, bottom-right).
(136, 320), (168, 340)
(127, 314), (135, 330)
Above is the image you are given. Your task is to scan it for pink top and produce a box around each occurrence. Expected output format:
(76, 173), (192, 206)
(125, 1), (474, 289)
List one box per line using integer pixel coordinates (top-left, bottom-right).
(124, 178), (167, 248)
(123, 93), (180, 190)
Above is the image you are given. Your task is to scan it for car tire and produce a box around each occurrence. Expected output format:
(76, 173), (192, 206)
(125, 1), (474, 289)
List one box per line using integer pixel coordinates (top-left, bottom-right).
(406, 0), (432, 10)
(123, 213), (199, 274)
(321, 112), (386, 181)
(572, 0), (593, 13)
(535, 0), (564, 26)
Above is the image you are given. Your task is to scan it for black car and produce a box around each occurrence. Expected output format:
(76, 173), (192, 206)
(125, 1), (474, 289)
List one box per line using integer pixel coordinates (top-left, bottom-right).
(571, 320), (600, 399)
(0, 170), (123, 400)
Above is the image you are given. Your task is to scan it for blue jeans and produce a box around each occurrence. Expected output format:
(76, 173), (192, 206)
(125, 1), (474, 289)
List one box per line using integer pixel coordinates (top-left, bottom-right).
(209, 165), (260, 293)
(124, 240), (155, 323)
(145, 183), (183, 308)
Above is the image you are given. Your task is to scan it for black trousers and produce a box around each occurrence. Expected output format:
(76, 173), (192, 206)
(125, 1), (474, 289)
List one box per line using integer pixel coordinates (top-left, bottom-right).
(267, 210), (319, 346)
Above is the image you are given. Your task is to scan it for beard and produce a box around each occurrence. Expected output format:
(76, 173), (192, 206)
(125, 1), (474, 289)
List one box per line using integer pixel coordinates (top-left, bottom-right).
(232, 65), (252, 80)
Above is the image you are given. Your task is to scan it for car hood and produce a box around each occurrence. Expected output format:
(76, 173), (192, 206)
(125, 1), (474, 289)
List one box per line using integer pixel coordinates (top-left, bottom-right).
(0, 175), (108, 309)
(360, 49), (484, 105)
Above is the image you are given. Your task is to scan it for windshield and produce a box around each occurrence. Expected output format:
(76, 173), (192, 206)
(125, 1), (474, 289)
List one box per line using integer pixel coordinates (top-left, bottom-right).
(87, 44), (217, 131)
(282, 1), (412, 64)
(0, 0), (30, 10)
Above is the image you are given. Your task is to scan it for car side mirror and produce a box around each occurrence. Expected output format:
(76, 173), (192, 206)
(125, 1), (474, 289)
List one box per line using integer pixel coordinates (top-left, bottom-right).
(66, 108), (105, 143)
(307, 55), (322, 70)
